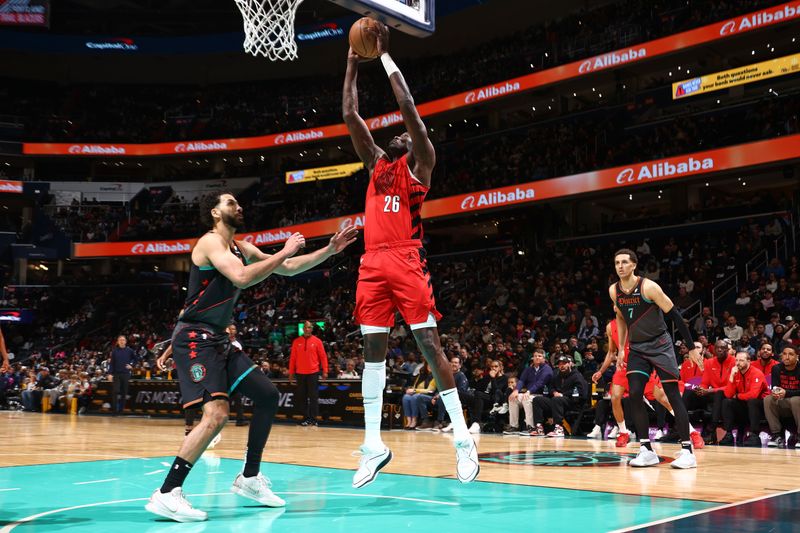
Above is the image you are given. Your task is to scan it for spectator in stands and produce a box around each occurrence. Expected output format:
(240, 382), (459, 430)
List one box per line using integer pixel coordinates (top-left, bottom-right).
(337, 359), (359, 379)
(736, 334), (755, 359)
(434, 356), (475, 432)
(765, 346), (800, 448)
(289, 321), (328, 427)
(531, 355), (588, 437)
(724, 316), (744, 342)
(753, 343), (778, 377)
(503, 349), (552, 434)
(694, 307), (717, 335)
(109, 335), (136, 415)
(720, 351), (770, 447)
(682, 339), (735, 444)
(21, 367), (56, 412)
(401, 361), (436, 430)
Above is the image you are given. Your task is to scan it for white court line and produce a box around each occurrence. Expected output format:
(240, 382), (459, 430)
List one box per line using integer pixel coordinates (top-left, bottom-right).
(73, 478), (119, 485)
(0, 490), (457, 532)
(143, 470), (165, 476)
(0, 488), (20, 492)
(160, 461), (172, 467)
(608, 487), (800, 532)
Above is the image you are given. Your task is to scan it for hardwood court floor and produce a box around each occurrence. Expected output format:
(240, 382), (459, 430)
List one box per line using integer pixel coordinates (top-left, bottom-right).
(1, 411), (797, 505)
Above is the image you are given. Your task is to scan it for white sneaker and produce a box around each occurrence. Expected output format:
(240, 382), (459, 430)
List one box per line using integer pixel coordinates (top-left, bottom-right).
(607, 426), (619, 439)
(586, 426), (602, 439)
(454, 438), (480, 483)
(497, 403), (509, 415)
(231, 472), (285, 507)
(629, 446), (660, 468)
(352, 446), (392, 489)
(468, 422), (481, 434)
(670, 449), (697, 469)
(653, 429), (664, 441)
(207, 433), (221, 450)
(145, 488), (208, 522)
(440, 423), (453, 433)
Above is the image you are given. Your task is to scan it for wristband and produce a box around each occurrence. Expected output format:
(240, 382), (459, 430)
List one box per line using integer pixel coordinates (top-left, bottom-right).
(380, 53), (400, 77)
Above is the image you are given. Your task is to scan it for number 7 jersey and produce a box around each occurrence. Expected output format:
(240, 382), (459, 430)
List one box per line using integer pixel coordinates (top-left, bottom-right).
(364, 153), (428, 248)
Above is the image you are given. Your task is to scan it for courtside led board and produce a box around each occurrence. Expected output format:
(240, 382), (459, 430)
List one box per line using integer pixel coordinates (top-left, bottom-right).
(328, 0), (434, 37)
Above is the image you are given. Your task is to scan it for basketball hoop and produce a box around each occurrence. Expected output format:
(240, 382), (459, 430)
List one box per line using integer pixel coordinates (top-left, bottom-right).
(233, 0), (304, 61)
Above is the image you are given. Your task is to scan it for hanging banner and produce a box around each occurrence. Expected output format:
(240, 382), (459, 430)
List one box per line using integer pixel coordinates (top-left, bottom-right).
(23, 2), (800, 157)
(0, 0), (49, 27)
(0, 179), (23, 193)
(673, 53), (800, 99)
(71, 134), (800, 258)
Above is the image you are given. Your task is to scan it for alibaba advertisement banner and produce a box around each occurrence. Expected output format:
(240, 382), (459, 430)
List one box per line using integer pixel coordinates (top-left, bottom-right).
(673, 53), (800, 99)
(286, 162), (364, 184)
(71, 134), (800, 258)
(0, 180), (23, 194)
(25, 2), (800, 158)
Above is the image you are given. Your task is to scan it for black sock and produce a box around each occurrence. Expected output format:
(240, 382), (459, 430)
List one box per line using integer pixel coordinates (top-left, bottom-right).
(161, 456), (193, 493)
(681, 441), (693, 453)
(243, 446), (261, 478)
(641, 439), (653, 451)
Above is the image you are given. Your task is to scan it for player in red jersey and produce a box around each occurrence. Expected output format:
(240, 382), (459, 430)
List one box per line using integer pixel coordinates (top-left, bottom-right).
(343, 24), (479, 488)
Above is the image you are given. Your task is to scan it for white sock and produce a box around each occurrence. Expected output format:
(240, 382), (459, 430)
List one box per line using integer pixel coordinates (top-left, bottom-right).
(362, 361), (386, 450)
(440, 388), (469, 442)
(618, 421), (628, 434)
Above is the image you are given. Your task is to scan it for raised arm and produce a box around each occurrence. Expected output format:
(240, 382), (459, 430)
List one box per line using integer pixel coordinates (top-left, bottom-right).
(372, 24), (435, 185)
(199, 232), (304, 289)
(342, 48), (384, 170)
(238, 225), (358, 277)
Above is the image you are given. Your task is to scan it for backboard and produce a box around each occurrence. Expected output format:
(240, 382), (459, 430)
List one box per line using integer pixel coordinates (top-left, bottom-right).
(328, 0), (435, 37)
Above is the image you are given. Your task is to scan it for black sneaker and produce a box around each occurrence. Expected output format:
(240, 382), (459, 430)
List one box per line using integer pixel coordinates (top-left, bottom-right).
(309, 420), (318, 427)
(768, 434), (786, 449)
(743, 434), (762, 448)
(718, 433), (735, 446)
(660, 428), (681, 443)
(300, 419), (311, 426)
(502, 425), (520, 435)
(236, 420), (250, 427)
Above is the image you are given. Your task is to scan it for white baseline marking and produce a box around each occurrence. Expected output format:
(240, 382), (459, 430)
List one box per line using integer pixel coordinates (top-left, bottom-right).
(73, 478), (119, 485)
(0, 490), (457, 532)
(143, 470), (165, 476)
(0, 488), (20, 492)
(608, 487), (800, 532)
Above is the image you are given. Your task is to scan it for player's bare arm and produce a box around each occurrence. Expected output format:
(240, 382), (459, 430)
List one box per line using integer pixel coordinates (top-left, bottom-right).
(641, 278), (704, 370)
(0, 327), (9, 373)
(592, 322), (618, 383)
(238, 225), (358, 277)
(371, 24), (435, 185)
(609, 284), (629, 355)
(196, 231), (305, 289)
(343, 48), (385, 170)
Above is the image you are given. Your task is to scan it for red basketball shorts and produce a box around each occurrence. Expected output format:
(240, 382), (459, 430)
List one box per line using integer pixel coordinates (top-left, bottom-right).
(355, 241), (442, 329)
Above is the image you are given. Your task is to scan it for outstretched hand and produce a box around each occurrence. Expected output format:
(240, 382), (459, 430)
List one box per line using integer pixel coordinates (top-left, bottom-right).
(367, 22), (390, 55)
(328, 225), (359, 254)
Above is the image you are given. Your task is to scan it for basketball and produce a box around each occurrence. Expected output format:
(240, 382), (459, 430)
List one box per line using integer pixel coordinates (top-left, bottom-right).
(349, 17), (381, 59)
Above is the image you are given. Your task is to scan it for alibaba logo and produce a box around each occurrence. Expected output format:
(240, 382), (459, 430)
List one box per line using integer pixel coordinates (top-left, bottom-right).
(368, 118), (381, 129)
(174, 143), (186, 153)
(460, 196), (475, 210)
(243, 235), (255, 243)
(339, 217), (353, 230)
(616, 168), (635, 184)
(465, 92), (476, 104)
(720, 20), (737, 35)
(131, 244), (145, 254)
(68, 145), (82, 154)
(578, 60), (593, 73)
(274, 134), (285, 145)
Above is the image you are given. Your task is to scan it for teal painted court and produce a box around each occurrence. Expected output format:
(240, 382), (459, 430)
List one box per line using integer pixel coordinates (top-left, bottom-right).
(0, 456), (716, 532)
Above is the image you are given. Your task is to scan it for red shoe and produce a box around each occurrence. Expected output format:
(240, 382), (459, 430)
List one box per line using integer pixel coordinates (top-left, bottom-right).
(615, 431), (630, 448)
(690, 431), (704, 449)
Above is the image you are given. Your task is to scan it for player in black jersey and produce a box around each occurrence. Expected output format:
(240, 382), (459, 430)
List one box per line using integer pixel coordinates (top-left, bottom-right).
(146, 192), (358, 523)
(610, 249), (705, 470)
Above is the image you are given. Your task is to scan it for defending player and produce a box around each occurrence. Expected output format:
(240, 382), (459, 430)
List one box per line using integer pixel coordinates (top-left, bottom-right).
(610, 249), (704, 469)
(145, 192), (357, 522)
(342, 24), (479, 487)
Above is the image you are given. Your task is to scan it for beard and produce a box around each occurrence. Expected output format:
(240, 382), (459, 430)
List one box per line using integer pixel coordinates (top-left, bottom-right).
(385, 142), (407, 159)
(221, 211), (244, 229)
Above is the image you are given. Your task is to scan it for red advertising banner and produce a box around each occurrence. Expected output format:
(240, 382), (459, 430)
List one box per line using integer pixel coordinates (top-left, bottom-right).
(0, 0), (49, 27)
(71, 134), (800, 258)
(24, 2), (800, 158)
(0, 180), (23, 193)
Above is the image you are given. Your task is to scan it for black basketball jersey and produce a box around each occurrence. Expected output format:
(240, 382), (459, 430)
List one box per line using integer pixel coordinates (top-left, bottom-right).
(179, 239), (247, 332)
(615, 276), (667, 344)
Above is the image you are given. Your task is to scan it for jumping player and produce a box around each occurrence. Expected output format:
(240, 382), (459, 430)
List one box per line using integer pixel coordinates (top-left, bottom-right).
(145, 192), (357, 522)
(610, 249), (704, 469)
(591, 321), (704, 449)
(342, 24), (479, 487)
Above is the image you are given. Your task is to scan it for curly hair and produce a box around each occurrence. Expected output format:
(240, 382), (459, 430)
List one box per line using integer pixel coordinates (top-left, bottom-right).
(198, 191), (233, 229)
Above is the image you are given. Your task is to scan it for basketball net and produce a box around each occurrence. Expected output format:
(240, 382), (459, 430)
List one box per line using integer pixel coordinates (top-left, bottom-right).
(234, 0), (304, 61)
